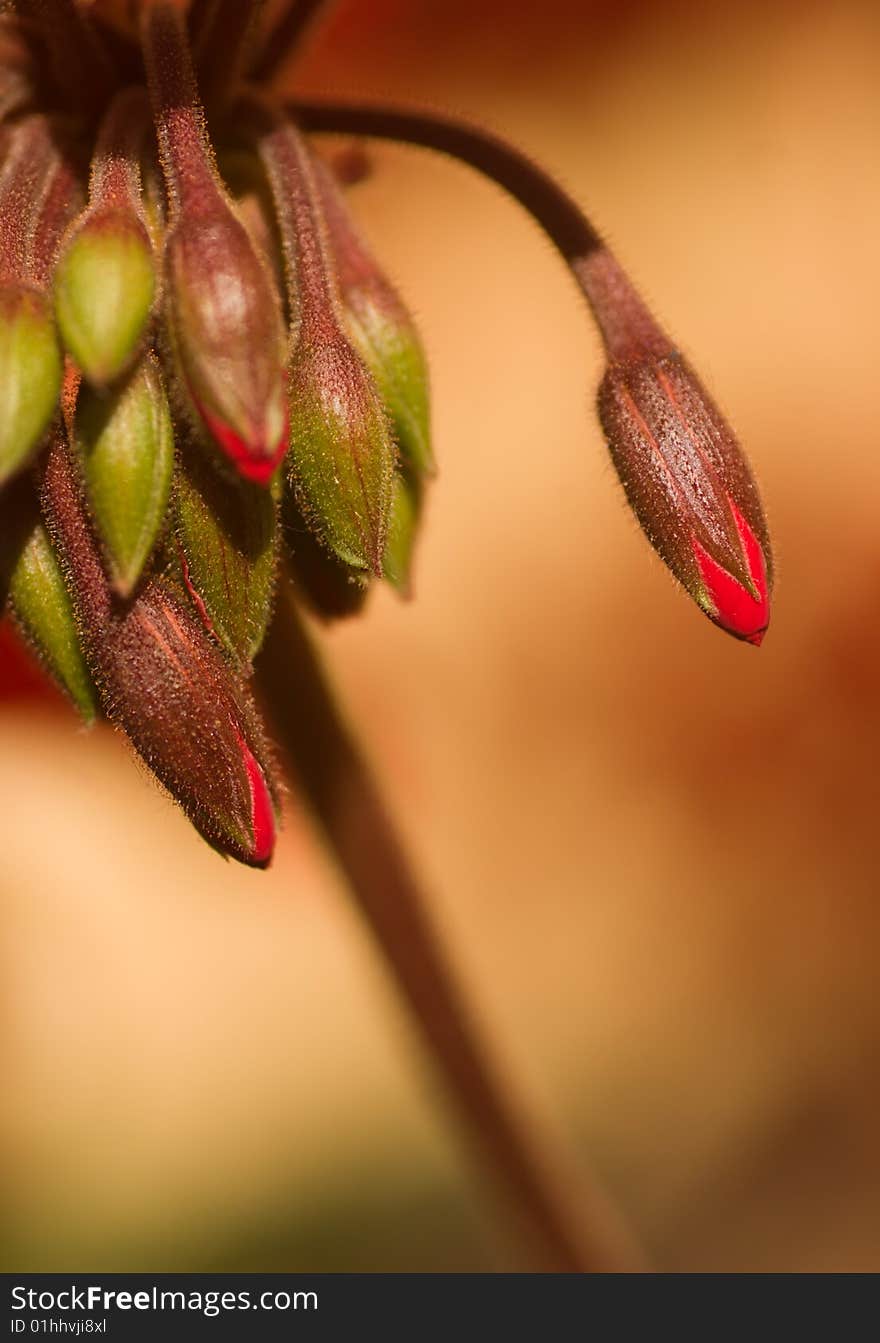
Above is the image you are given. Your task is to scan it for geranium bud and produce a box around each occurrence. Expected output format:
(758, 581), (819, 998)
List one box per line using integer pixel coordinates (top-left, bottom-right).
(0, 284), (62, 485)
(142, 3), (288, 484)
(383, 470), (423, 598)
(41, 433), (279, 867)
(249, 102), (395, 571)
(0, 481), (97, 722)
(581, 248), (772, 645)
(55, 210), (156, 385)
(287, 332), (395, 573)
(54, 89), (156, 387)
(100, 577), (279, 866)
(0, 115), (71, 484)
(172, 443), (278, 666)
(74, 351), (174, 596)
(314, 156), (433, 477)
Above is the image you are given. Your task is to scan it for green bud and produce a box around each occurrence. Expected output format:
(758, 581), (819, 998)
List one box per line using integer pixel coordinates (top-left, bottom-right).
(383, 470), (423, 597)
(347, 301), (433, 478)
(74, 352), (174, 596)
(0, 284), (61, 485)
(54, 206), (156, 387)
(4, 501), (97, 723)
(310, 155), (433, 476)
(287, 333), (396, 575)
(173, 446), (278, 666)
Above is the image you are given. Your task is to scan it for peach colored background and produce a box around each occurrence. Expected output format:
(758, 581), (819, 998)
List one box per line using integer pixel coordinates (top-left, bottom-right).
(4, 0), (880, 1270)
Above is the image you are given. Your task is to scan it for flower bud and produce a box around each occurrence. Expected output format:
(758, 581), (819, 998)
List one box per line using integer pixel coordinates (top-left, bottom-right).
(598, 352), (770, 643)
(55, 208), (156, 386)
(0, 283), (62, 485)
(0, 481), (97, 722)
(142, 2), (288, 484)
(100, 577), (279, 866)
(314, 157), (433, 477)
(41, 432), (279, 867)
(163, 211), (289, 485)
(383, 470), (423, 598)
(172, 444), (278, 666)
(54, 87), (156, 387)
(74, 352), (174, 596)
(581, 248), (772, 644)
(248, 104), (396, 571)
(287, 331), (395, 573)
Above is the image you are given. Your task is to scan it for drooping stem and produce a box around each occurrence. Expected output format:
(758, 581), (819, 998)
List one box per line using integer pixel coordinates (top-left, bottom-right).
(286, 99), (667, 360)
(257, 583), (647, 1273)
(251, 0), (333, 84)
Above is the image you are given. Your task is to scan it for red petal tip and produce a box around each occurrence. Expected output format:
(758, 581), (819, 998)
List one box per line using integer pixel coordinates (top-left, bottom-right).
(692, 501), (770, 645)
(199, 403), (288, 486)
(231, 721), (276, 867)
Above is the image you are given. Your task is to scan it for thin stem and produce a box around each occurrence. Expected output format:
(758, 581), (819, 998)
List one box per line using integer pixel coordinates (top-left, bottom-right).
(285, 99), (667, 359)
(258, 584), (648, 1273)
(251, 0), (333, 84)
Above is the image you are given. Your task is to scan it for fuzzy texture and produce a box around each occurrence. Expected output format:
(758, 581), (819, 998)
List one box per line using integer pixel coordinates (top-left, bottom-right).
(41, 431), (279, 867)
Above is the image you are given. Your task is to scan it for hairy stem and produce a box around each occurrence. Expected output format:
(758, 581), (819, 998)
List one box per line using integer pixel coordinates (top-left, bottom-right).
(285, 99), (663, 357)
(258, 583), (647, 1273)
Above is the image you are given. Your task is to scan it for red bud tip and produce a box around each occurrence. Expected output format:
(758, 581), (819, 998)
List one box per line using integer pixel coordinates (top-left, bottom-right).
(692, 499), (770, 646)
(232, 721), (277, 868)
(198, 398), (289, 486)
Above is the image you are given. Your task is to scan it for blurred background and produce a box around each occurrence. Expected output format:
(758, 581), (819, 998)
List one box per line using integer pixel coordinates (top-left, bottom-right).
(4, 0), (880, 1272)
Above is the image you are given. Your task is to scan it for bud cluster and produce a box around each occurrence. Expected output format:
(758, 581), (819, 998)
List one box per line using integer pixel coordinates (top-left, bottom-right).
(0, 0), (772, 868)
(0, 1), (434, 866)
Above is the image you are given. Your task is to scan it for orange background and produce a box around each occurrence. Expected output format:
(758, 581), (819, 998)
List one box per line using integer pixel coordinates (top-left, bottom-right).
(4, 0), (880, 1270)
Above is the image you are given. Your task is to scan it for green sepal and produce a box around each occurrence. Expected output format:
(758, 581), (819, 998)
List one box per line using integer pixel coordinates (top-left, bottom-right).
(172, 445), (278, 666)
(0, 482), (97, 722)
(74, 352), (174, 596)
(0, 284), (62, 485)
(347, 300), (433, 478)
(287, 334), (395, 575)
(54, 207), (156, 387)
(383, 469), (424, 597)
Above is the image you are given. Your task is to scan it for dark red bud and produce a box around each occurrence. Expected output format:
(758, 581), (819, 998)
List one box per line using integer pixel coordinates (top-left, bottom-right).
(142, 2), (288, 483)
(41, 431), (279, 867)
(582, 248), (772, 644)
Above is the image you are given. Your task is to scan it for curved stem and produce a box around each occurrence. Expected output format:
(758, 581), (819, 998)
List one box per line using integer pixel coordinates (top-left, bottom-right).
(287, 98), (601, 266)
(284, 99), (666, 359)
(257, 583), (647, 1273)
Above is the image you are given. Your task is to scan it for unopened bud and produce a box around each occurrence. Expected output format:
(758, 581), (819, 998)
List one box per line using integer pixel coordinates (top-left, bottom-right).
(74, 352), (174, 595)
(314, 158), (433, 477)
(0, 283), (62, 484)
(247, 105), (396, 571)
(163, 211), (288, 484)
(581, 248), (772, 644)
(143, 3), (288, 484)
(1, 481), (97, 722)
(55, 208), (156, 386)
(287, 331), (395, 573)
(41, 432), (279, 867)
(54, 87), (156, 387)
(173, 444), (278, 666)
(102, 577), (279, 866)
